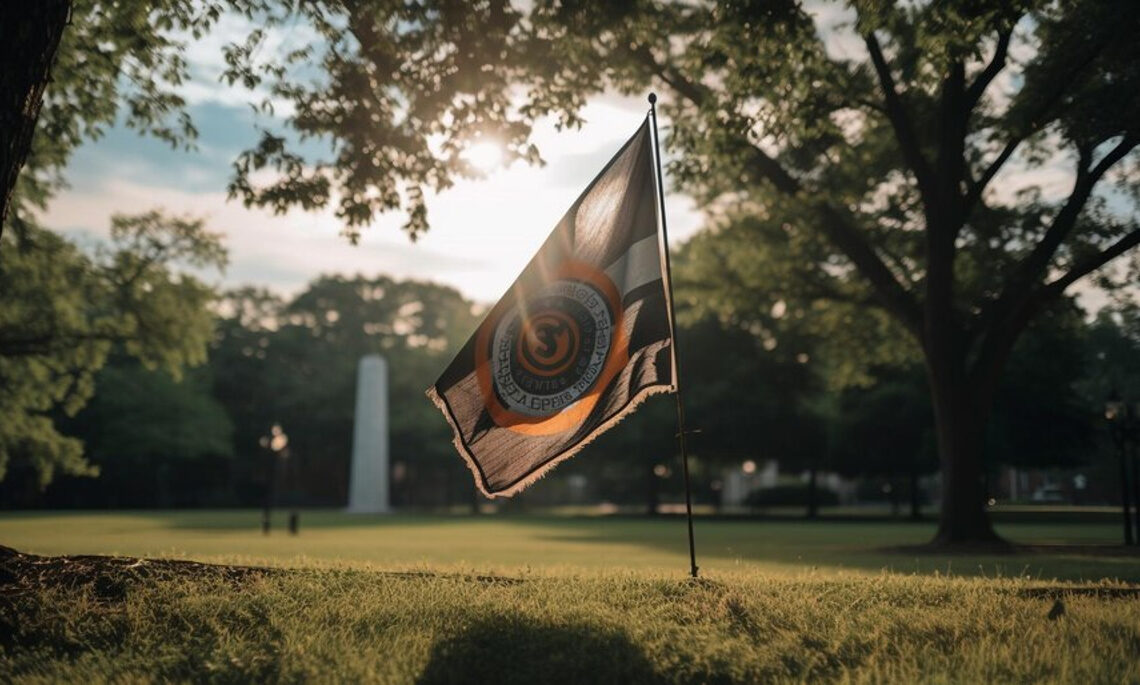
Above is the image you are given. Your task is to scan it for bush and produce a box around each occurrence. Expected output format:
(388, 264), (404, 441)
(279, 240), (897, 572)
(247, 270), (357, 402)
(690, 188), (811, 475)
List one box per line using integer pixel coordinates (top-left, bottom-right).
(745, 484), (839, 509)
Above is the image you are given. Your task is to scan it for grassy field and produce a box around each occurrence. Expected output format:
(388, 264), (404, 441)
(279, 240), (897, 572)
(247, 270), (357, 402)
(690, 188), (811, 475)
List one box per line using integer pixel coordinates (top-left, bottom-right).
(2, 511), (1139, 683)
(0, 509), (1136, 581)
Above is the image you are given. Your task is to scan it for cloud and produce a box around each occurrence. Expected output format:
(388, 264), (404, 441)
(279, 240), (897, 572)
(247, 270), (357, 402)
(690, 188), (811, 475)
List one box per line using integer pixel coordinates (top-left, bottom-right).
(45, 93), (704, 304)
(44, 178), (482, 296)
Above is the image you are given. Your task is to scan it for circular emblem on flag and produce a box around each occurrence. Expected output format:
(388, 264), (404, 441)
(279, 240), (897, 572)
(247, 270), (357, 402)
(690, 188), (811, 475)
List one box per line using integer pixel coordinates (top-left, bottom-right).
(476, 261), (630, 435)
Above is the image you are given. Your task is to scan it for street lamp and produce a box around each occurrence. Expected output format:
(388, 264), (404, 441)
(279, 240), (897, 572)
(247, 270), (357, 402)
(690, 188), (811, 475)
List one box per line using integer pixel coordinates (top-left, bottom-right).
(259, 423), (289, 535)
(1105, 390), (1137, 546)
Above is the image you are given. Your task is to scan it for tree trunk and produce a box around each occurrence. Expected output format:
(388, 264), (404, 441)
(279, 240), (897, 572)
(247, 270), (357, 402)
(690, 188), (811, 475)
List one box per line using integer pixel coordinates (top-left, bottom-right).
(0, 0), (70, 236)
(928, 369), (1004, 545)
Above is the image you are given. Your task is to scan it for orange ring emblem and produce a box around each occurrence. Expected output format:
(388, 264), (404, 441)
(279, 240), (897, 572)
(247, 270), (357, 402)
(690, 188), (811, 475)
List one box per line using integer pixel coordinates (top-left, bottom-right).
(475, 261), (628, 436)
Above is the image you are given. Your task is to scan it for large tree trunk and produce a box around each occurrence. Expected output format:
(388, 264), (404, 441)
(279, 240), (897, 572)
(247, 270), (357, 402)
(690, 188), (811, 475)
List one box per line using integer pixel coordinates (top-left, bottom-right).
(928, 368), (1004, 545)
(0, 0), (70, 236)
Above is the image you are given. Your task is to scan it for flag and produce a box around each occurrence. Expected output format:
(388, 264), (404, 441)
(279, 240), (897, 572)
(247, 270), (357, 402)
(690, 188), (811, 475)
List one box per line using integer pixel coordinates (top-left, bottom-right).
(427, 119), (676, 497)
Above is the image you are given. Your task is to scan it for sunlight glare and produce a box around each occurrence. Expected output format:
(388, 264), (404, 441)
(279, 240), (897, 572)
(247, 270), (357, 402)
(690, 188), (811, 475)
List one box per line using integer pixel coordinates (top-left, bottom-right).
(463, 141), (505, 174)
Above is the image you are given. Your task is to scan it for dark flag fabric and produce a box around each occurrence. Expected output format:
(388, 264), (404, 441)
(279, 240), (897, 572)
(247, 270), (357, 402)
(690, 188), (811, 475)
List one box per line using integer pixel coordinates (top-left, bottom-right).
(428, 119), (675, 497)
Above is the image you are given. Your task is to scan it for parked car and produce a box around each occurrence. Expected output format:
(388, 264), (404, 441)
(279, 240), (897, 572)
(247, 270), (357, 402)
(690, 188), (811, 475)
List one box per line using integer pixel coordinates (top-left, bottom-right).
(1031, 485), (1066, 503)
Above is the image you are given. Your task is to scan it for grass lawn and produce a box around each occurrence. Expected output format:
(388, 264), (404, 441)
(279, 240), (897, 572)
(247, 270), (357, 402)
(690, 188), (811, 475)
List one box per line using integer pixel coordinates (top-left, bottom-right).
(0, 509), (1135, 581)
(2, 511), (1138, 683)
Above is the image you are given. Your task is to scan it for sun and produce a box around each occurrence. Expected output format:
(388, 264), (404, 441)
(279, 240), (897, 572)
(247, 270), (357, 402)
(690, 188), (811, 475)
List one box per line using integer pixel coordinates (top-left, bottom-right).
(463, 140), (504, 174)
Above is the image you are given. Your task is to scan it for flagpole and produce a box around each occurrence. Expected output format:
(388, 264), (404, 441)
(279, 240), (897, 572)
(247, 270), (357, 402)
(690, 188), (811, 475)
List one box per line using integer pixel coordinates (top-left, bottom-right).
(648, 92), (699, 579)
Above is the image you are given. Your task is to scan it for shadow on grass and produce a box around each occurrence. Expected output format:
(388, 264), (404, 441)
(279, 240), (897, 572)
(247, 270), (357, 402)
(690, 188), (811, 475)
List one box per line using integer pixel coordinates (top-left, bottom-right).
(158, 512), (1140, 582)
(522, 518), (1140, 582)
(13, 510), (1135, 582)
(416, 615), (665, 685)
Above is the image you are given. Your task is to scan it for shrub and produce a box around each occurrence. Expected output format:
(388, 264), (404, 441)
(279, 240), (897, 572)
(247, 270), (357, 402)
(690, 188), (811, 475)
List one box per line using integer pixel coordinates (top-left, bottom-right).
(745, 484), (839, 509)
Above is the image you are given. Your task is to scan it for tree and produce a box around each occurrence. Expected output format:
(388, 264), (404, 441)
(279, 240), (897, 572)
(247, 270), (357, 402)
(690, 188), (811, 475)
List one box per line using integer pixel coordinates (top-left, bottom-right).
(3, 0), (542, 242)
(12, 2), (1139, 544)
(209, 275), (479, 506)
(48, 362), (233, 508)
(676, 313), (828, 516)
(831, 369), (936, 519)
(1079, 302), (1140, 405)
(0, 211), (226, 486)
(2, 0), (221, 238)
(0, 1), (70, 232)
(220, 0), (539, 240)
(987, 300), (1095, 472)
(506, 0), (1140, 544)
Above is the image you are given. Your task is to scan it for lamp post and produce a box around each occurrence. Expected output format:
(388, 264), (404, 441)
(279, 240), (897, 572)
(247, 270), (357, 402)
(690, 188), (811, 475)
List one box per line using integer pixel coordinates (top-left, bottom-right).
(1105, 391), (1136, 546)
(259, 423), (289, 535)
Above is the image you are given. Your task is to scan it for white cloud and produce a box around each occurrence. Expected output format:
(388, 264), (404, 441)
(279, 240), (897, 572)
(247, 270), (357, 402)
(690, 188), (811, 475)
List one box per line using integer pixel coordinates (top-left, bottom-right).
(44, 95), (703, 304)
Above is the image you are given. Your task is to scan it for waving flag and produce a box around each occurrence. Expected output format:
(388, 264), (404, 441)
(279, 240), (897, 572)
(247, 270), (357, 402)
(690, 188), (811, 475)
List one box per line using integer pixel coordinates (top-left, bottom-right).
(428, 119), (675, 497)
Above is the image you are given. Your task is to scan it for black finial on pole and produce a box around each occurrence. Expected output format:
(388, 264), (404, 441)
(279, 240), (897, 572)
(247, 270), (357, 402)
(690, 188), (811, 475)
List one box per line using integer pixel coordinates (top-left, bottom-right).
(647, 92), (699, 579)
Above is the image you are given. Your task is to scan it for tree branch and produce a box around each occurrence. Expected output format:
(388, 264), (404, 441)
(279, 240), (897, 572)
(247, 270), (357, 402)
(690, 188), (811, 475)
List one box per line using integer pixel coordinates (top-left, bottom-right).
(1015, 136), (1136, 292)
(863, 31), (936, 203)
(816, 205), (924, 337)
(1043, 227), (1140, 296)
(629, 45), (711, 108)
(964, 136), (1019, 211)
(964, 34), (1113, 216)
(630, 39), (923, 338)
(969, 138), (1137, 388)
(964, 28), (1012, 112)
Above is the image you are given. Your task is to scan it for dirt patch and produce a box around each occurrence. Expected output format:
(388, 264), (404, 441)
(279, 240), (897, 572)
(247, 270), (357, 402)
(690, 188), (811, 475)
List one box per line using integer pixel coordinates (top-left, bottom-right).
(0, 545), (280, 602)
(0, 546), (524, 603)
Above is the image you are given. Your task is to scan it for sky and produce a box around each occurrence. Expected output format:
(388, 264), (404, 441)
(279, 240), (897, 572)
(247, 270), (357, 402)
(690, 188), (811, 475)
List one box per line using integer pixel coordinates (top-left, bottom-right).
(40, 20), (702, 305)
(38, 7), (1128, 310)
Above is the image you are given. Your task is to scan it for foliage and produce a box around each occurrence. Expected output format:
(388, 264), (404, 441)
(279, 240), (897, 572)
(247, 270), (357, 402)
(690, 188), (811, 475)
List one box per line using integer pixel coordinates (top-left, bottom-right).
(1077, 301), (1140, 405)
(209, 275), (480, 505)
(675, 215), (921, 391)
(988, 300), (1096, 469)
(0, 211), (225, 486)
(54, 363), (234, 507)
(831, 368), (936, 480)
(507, 0), (1140, 540)
(573, 312), (828, 509)
(830, 301), (1096, 479)
(218, 0), (541, 241)
(8, 0), (226, 238)
(678, 314), (824, 468)
(745, 484), (840, 509)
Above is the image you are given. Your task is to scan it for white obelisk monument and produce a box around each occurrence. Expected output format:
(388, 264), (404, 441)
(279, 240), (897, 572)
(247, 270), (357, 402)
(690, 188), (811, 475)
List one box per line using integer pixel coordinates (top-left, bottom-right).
(347, 355), (390, 513)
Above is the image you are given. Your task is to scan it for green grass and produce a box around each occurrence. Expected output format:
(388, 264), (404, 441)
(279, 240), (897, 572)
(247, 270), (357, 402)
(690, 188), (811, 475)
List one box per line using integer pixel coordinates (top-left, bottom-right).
(0, 510), (1134, 581)
(2, 511), (1138, 683)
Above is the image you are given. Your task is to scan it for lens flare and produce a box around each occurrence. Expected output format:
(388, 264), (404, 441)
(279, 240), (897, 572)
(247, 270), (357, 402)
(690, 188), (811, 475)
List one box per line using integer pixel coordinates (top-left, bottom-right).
(463, 141), (504, 173)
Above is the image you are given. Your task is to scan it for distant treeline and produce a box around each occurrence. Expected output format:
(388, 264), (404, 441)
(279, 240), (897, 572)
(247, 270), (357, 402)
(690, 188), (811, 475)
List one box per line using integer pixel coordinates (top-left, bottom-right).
(2, 273), (1138, 512)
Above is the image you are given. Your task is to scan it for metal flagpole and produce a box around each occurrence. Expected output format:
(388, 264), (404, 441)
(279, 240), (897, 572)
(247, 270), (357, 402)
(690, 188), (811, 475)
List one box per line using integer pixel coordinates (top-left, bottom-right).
(648, 92), (699, 579)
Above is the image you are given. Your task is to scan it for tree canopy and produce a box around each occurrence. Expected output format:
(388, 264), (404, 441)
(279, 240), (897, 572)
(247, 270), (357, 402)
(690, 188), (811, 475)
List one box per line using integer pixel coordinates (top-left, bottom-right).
(510, 0), (1140, 543)
(209, 275), (480, 505)
(0, 212), (226, 486)
(3, 0), (1138, 542)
